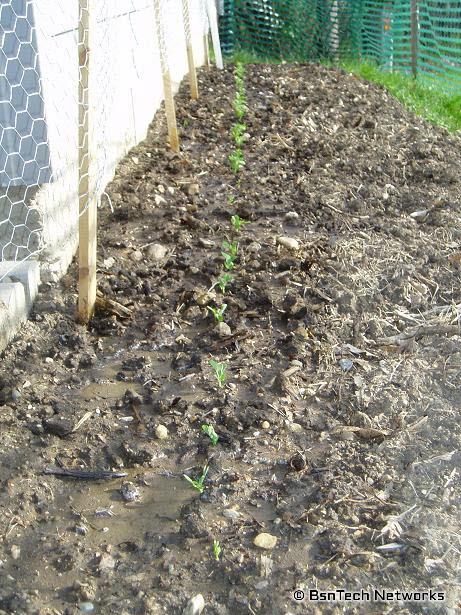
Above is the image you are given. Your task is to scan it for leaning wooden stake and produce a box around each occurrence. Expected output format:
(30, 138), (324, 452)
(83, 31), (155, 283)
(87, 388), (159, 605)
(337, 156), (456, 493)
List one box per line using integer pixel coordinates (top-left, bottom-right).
(154, 0), (180, 152)
(78, 0), (97, 323)
(206, 0), (223, 69)
(182, 0), (198, 99)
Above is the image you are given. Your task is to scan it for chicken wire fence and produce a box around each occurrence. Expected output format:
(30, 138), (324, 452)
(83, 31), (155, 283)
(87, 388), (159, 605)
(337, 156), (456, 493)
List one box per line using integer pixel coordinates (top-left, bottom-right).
(219, 0), (461, 93)
(0, 0), (218, 292)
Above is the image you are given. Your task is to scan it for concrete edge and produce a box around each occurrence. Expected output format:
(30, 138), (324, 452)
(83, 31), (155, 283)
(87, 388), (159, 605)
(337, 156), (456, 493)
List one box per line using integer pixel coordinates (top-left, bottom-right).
(0, 261), (40, 353)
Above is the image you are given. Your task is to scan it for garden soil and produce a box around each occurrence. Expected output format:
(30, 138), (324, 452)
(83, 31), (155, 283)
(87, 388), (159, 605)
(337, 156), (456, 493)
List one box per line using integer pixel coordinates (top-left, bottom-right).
(0, 64), (460, 614)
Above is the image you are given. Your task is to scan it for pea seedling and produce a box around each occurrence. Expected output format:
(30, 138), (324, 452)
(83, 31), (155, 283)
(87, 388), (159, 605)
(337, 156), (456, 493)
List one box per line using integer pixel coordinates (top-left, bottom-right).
(207, 303), (227, 323)
(209, 359), (227, 388)
(218, 273), (233, 293)
(183, 464), (209, 494)
(235, 62), (245, 80)
(231, 215), (249, 233)
(233, 93), (247, 120)
(212, 539), (222, 561)
(231, 123), (247, 146)
(221, 241), (238, 270)
(222, 241), (238, 258)
(228, 149), (245, 174)
(202, 424), (219, 445)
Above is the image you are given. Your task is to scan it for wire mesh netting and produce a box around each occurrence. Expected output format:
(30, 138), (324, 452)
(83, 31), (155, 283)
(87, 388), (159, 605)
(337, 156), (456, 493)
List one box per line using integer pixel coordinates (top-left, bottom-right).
(218, 0), (461, 93)
(0, 0), (213, 285)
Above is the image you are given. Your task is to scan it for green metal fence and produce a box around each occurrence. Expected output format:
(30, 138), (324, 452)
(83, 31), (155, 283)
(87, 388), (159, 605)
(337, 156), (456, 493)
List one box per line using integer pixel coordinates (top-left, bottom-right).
(218, 1), (461, 93)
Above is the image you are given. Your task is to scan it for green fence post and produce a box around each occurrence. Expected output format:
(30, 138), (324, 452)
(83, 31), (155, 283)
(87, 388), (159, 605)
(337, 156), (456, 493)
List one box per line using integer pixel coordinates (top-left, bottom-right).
(410, 0), (418, 78)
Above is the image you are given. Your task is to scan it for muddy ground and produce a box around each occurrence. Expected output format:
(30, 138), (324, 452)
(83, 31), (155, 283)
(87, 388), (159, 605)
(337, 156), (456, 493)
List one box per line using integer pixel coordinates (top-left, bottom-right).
(0, 64), (461, 614)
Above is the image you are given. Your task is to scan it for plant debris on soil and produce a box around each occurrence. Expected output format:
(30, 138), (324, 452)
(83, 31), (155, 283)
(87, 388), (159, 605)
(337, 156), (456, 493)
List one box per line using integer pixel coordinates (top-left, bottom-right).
(0, 63), (460, 614)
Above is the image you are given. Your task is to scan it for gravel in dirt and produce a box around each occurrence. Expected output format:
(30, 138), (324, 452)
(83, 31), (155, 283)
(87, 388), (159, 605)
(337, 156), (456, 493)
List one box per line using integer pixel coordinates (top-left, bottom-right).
(0, 63), (460, 614)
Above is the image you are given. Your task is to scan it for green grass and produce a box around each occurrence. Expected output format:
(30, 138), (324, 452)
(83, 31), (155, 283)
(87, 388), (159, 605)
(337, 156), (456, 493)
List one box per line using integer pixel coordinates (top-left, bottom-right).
(337, 60), (461, 132)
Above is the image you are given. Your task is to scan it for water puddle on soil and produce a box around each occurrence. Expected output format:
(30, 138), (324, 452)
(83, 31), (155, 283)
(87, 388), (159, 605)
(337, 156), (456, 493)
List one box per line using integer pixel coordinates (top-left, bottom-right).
(2, 472), (195, 605)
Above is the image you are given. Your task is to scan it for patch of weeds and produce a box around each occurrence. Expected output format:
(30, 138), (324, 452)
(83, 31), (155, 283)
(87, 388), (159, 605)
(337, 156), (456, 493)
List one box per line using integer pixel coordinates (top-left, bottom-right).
(228, 148), (245, 173)
(207, 303), (227, 323)
(183, 464), (209, 494)
(209, 359), (227, 388)
(202, 424), (219, 445)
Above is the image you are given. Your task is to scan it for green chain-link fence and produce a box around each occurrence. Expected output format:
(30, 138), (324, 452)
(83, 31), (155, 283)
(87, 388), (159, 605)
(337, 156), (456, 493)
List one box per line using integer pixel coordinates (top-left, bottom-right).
(218, 1), (461, 93)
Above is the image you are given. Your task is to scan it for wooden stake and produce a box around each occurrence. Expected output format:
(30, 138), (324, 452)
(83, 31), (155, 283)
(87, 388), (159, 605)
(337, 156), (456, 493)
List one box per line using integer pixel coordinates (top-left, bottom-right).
(78, 0), (97, 323)
(206, 0), (223, 69)
(154, 0), (180, 152)
(182, 0), (198, 99)
(203, 34), (210, 70)
(410, 0), (419, 79)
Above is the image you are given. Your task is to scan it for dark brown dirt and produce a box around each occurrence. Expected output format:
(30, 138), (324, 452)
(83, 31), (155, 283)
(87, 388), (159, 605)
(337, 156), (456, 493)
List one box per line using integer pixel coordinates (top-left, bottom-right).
(0, 63), (460, 614)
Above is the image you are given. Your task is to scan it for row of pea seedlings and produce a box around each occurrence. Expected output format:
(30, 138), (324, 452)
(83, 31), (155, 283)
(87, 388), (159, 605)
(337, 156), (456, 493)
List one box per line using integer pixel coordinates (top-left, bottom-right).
(181, 62), (249, 564)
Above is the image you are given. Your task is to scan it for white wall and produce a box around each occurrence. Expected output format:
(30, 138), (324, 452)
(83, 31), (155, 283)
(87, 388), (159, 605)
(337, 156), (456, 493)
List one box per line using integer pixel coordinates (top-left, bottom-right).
(0, 0), (207, 280)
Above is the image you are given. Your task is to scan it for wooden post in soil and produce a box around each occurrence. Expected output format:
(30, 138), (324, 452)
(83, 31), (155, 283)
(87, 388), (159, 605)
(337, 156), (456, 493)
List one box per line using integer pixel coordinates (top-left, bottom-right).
(206, 0), (223, 69)
(182, 0), (198, 99)
(154, 0), (180, 152)
(203, 33), (210, 70)
(410, 0), (419, 79)
(201, 0), (211, 70)
(78, 0), (97, 323)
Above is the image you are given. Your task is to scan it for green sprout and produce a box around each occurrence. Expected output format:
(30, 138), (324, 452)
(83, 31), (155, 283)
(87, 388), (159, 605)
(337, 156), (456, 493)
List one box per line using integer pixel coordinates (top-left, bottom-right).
(217, 273), (233, 294)
(235, 62), (245, 80)
(233, 92), (247, 120)
(231, 215), (249, 233)
(209, 359), (227, 388)
(222, 253), (236, 270)
(228, 149), (245, 174)
(227, 194), (235, 206)
(221, 241), (238, 270)
(231, 123), (247, 146)
(183, 464), (209, 494)
(212, 539), (222, 561)
(202, 424), (219, 445)
(222, 241), (238, 258)
(207, 303), (227, 323)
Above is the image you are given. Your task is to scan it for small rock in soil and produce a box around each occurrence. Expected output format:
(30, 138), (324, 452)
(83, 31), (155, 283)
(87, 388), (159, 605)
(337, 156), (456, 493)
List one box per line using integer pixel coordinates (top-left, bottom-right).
(223, 508), (241, 521)
(120, 481), (140, 502)
(277, 236), (300, 251)
(339, 358), (354, 372)
(155, 424), (169, 440)
(146, 243), (167, 260)
(182, 594), (205, 615)
(130, 250), (143, 262)
(284, 211), (299, 221)
(253, 533), (278, 550)
(261, 421), (271, 430)
(10, 545), (20, 560)
(42, 417), (74, 437)
(98, 552), (116, 573)
(199, 238), (214, 248)
(215, 322), (232, 337)
(287, 422), (303, 433)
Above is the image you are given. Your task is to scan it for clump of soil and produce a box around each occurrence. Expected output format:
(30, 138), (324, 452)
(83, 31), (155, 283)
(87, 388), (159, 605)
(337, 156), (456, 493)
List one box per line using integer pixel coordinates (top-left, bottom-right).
(0, 63), (460, 614)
